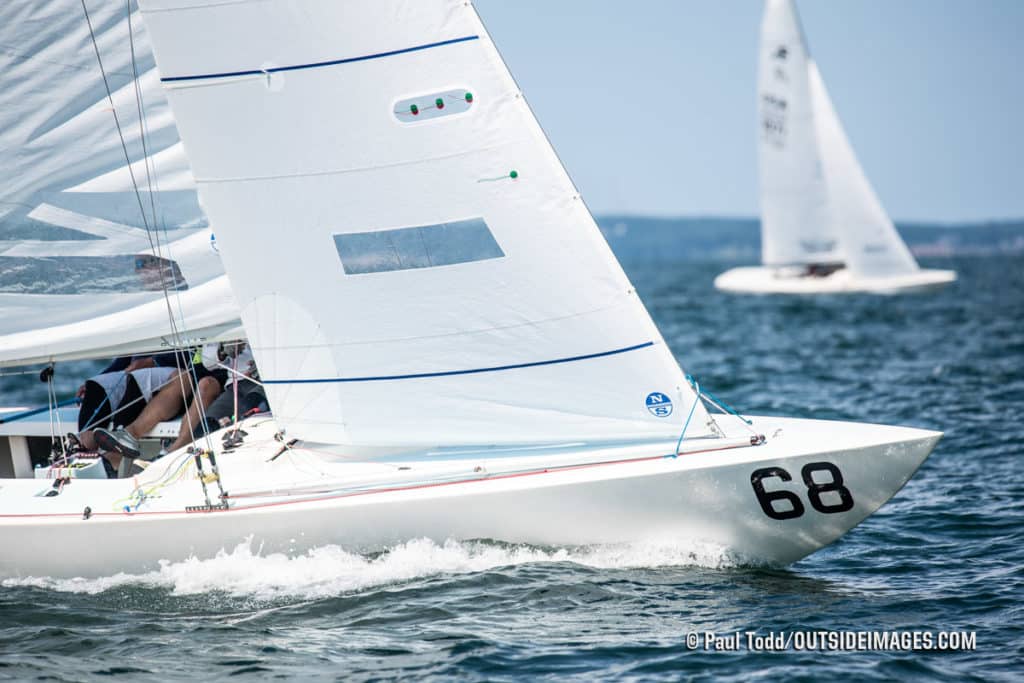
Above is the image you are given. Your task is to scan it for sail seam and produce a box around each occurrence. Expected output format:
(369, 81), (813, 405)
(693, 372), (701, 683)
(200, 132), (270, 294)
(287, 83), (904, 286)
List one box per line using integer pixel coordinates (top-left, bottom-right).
(160, 35), (480, 83)
(193, 141), (512, 185)
(263, 342), (655, 384)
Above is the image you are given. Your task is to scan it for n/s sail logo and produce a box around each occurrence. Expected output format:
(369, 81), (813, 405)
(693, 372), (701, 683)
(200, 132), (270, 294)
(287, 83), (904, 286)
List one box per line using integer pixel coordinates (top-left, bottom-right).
(645, 392), (673, 418)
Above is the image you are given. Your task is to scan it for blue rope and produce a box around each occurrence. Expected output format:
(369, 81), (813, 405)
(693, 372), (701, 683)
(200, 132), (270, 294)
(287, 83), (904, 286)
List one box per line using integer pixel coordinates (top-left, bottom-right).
(0, 397), (80, 425)
(685, 374), (753, 425)
(672, 374), (755, 455)
(674, 378), (701, 455)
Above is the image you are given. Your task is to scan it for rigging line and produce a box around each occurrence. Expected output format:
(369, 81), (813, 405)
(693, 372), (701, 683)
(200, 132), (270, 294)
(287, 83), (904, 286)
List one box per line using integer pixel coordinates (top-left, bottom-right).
(0, 368), (45, 377)
(126, 0), (159, 233)
(685, 373), (756, 436)
(124, 6), (212, 437)
(125, 1), (167, 270)
(80, 0), (154, 247)
(216, 362), (265, 387)
(92, 0), (204, 435)
(166, 347), (216, 456)
(127, 10), (195, 350)
(46, 372), (56, 449)
(86, 1), (198, 423)
(51, 378), (68, 461)
(231, 354), (239, 427)
(675, 378), (701, 455)
(122, 0), (198, 388)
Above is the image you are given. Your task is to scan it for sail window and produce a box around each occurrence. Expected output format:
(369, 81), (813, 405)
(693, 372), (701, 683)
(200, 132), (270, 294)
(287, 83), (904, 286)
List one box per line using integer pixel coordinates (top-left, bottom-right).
(334, 218), (504, 275)
(0, 254), (188, 294)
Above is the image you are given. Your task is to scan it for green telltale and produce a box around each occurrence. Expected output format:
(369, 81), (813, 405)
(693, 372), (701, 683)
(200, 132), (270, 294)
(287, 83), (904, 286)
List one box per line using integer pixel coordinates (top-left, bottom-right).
(509, 170), (519, 179)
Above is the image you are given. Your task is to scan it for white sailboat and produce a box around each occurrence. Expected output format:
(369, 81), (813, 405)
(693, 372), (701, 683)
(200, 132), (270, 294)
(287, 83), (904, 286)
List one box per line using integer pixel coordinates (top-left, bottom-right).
(1, 0), (940, 578)
(715, 0), (956, 295)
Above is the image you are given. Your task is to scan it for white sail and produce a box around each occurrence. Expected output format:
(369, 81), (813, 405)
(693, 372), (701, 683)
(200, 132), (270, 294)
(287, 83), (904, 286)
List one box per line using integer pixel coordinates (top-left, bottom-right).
(0, 1), (239, 366)
(758, 0), (841, 266)
(758, 0), (919, 277)
(139, 0), (713, 447)
(808, 64), (919, 278)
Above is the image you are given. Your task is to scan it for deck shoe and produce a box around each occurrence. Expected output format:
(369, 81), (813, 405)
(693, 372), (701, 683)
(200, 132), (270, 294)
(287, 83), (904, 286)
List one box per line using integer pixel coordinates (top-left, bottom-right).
(94, 427), (141, 459)
(64, 433), (84, 454)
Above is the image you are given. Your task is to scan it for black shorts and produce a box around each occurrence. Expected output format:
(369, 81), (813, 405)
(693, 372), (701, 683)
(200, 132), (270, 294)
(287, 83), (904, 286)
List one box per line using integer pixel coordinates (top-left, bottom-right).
(78, 375), (148, 432)
(206, 378), (266, 422)
(191, 364), (230, 391)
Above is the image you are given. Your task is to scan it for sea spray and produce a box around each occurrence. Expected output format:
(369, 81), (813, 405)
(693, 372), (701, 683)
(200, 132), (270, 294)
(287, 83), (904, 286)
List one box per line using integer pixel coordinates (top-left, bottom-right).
(1, 537), (739, 599)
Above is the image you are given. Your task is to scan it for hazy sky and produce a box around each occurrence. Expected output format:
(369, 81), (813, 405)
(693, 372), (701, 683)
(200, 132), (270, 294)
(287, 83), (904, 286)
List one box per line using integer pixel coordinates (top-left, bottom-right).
(472, 0), (1023, 222)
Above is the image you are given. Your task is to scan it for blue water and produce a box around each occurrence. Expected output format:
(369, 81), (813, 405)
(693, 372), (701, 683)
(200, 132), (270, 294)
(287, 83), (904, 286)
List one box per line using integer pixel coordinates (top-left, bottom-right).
(1, 255), (1021, 681)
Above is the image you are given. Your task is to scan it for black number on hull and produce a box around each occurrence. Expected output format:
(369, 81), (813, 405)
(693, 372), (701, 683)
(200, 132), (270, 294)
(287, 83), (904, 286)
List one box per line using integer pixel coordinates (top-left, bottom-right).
(750, 462), (855, 520)
(801, 462), (854, 514)
(750, 467), (806, 520)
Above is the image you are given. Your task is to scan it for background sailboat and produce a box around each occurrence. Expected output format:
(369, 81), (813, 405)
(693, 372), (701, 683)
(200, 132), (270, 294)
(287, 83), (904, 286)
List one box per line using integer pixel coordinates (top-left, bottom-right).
(715, 0), (957, 294)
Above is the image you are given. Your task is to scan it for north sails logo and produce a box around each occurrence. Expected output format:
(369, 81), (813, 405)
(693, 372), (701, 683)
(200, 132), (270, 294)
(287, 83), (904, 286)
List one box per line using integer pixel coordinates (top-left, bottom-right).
(645, 392), (674, 418)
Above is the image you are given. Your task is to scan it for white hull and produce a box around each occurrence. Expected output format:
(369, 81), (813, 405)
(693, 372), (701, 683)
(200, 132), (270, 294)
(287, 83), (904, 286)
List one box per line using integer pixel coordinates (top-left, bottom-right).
(714, 266), (957, 295)
(0, 415), (939, 577)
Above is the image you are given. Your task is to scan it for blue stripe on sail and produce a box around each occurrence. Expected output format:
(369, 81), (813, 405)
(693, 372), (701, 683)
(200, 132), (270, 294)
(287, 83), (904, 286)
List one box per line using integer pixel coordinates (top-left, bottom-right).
(263, 341), (656, 384)
(160, 35), (481, 83)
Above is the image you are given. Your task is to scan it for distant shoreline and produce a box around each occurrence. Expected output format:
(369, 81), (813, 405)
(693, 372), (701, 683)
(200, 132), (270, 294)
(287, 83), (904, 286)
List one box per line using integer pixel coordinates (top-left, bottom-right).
(596, 215), (1024, 261)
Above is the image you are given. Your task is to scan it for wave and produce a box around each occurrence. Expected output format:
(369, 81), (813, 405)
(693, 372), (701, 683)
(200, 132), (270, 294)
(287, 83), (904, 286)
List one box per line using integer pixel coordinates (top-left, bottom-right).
(1, 536), (738, 598)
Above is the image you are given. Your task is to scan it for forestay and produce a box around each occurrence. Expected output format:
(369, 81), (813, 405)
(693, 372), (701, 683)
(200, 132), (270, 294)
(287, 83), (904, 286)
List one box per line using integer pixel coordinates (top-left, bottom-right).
(0, 0), (238, 367)
(140, 0), (714, 447)
(758, 0), (841, 267)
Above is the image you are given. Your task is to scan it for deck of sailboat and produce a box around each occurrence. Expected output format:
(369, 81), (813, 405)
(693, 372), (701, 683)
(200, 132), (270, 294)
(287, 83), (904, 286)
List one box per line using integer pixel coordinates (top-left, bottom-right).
(0, 412), (940, 576)
(714, 265), (957, 295)
(0, 412), (939, 509)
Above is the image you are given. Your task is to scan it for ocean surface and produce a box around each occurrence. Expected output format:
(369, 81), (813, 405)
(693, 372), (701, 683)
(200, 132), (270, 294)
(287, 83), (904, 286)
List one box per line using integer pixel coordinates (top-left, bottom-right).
(1, 254), (1022, 681)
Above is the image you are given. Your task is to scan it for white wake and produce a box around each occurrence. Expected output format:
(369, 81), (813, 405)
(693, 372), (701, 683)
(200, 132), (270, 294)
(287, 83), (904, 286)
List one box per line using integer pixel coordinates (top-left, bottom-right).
(2, 537), (739, 598)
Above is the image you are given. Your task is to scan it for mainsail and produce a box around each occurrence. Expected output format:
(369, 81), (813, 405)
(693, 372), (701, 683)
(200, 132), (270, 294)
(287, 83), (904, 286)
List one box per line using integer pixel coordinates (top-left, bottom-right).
(139, 0), (713, 447)
(758, 0), (918, 277)
(0, 1), (239, 367)
(758, 0), (840, 267)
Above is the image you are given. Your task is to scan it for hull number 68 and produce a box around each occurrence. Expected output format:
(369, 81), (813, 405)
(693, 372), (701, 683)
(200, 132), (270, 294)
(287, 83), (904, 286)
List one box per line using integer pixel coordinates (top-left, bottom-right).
(750, 462), (854, 520)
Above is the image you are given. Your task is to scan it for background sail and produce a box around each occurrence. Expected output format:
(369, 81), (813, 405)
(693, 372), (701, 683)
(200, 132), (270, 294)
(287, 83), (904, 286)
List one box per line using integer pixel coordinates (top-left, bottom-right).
(0, 0), (238, 367)
(758, 0), (842, 267)
(140, 0), (713, 447)
(808, 64), (920, 278)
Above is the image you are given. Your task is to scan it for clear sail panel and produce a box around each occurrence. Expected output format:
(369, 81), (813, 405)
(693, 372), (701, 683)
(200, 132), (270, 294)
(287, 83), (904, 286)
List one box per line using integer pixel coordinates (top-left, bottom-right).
(0, 1), (238, 366)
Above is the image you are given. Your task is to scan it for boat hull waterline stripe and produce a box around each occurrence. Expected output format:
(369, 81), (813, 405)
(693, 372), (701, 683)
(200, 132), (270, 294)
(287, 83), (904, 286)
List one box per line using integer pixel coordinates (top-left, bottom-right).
(160, 35), (481, 83)
(262, 341), (656, 384)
